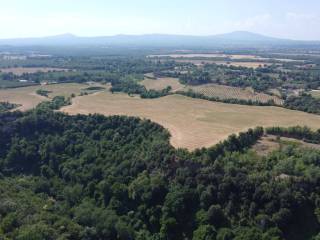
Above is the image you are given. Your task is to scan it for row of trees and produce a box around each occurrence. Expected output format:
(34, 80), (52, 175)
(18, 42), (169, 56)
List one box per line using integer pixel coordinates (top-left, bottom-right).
(266, 126), (320, 144)
(177, 89), (278, 106)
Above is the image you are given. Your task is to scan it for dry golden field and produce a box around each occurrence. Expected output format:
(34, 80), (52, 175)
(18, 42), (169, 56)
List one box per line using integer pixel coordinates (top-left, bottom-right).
(0, 67), (69, 76)
(140, 77), (185, 92)
(61, 92), (320, 150)
(311, 90), (320, 98)
(0, 83), (105, 111)
(186, 84), (284, 105)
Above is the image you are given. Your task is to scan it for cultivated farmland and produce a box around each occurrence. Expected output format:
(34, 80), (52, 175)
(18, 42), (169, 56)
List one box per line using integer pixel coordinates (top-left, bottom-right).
(0, 83), (107, 111)
(61, 92), (320, 150)
(140, 77), (185, 92)
(186, 84), (284, 105)
(311, 90), (320, 98)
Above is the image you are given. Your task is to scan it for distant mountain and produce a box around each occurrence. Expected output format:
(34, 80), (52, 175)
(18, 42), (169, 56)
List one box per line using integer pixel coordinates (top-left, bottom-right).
(0, 31), (318, 47)
(213, 31), (284, 42)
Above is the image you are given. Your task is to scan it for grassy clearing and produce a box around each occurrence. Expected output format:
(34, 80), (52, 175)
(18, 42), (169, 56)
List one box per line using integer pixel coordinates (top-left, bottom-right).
(186, 84), (284, 105)
(311, 90), (320, 98)
(140, 77), (185, 92)
(61, 92), (320, 150)
(0, 67), (68, 76)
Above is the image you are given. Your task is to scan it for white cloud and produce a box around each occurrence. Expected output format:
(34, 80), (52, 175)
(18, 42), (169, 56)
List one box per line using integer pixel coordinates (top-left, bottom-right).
(232, 14), (272, 29)
(286, 12), (318, 21)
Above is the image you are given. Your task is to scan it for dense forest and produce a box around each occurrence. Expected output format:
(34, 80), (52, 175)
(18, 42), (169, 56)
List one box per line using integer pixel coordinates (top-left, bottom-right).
(284, 94), (320, 115)
(1, 109), (320, 239)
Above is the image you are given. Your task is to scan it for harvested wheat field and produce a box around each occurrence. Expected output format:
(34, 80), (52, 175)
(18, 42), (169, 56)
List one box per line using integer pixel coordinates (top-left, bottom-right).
(140, 77), (185, 92)
(61, 92), (320, 150)
(311, 90), (320, 98)
(186, 84), (284, 105)
(0, 83), (102, 111)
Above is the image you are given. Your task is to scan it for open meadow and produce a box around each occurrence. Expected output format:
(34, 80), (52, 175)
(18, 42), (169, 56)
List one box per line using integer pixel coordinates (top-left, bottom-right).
(140, 77), (185, 91)
(311, 90), (320, 98)
(61, 92), (320, 150)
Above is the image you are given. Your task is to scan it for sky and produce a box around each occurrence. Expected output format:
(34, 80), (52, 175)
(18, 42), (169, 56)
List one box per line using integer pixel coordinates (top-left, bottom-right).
(0, 0), (320, 40)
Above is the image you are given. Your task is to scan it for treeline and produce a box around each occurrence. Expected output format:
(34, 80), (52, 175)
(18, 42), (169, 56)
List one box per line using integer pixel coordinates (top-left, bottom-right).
(177, 89), (277, 106)
(36, 96), (72, 110)
(0, 102), (19, 112)
(266, 126), (320, 144)
(36, 89), (52, 97)
(179, 71), (211, 85)
(284, 94), (320, 115)
(205, 127), (264, 161)
(111, 80), (172, 99)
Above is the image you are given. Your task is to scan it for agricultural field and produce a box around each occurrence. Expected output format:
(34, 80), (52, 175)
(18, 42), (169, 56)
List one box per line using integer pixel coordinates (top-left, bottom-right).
(310, 90), (320, 98)
(0, 67), (69, 75)
(186, 83), (284, 105)
(0, 83), (107, 111)
(61, 92), (320, 150)
(140, 77), (185, 91)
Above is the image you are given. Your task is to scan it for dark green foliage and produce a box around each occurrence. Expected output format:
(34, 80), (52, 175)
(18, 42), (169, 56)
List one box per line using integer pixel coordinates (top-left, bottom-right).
(1, 110), (320, 239)
(36, 96), (71, 110)
(266, 126), (320, 144)
(36, 89), (52, 97)
(110, 79), (172, 99)
(141, 86), (172, 99)
(177, 89), (277, 106)
(180, 71), (211, 85)
(83, 86), (106, 91)
(284, 94), (320, 115)
(0, 102), (19, 112)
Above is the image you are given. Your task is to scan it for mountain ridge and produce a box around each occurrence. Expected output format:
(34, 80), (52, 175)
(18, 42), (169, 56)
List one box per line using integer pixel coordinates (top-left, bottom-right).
(0, 31), (318, 47)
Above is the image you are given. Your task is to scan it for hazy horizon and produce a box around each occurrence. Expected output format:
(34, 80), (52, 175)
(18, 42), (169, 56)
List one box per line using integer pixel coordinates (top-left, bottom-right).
(1, 0), (320, 40)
